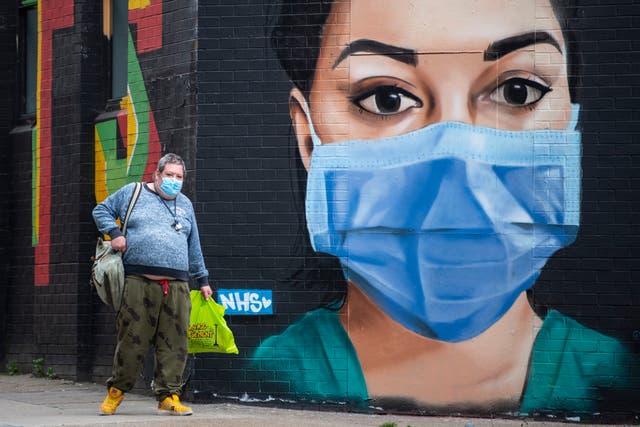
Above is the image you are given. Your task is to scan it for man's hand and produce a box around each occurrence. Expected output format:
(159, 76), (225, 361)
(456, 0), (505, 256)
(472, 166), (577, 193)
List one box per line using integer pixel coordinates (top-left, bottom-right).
(111, 236), (127, 252)
(200, 285), (213, 300)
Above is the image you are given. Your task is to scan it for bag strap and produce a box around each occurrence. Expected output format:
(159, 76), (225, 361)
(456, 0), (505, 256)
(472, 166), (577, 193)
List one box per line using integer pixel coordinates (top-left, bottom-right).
(121, 182), (143, 236)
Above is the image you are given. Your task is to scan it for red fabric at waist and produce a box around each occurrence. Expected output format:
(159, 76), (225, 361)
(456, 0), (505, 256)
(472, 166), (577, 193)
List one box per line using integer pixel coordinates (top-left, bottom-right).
(158, 279), (169, 295)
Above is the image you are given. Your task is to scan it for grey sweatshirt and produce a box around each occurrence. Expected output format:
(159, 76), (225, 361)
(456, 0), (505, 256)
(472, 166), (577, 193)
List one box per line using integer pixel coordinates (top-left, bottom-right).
(92, 182), (209, 286)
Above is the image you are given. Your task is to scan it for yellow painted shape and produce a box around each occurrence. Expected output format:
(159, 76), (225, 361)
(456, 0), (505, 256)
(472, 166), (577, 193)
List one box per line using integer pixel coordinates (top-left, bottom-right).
(95, 126), (120, 239)
(120, 90), (139, 174)
(129, 0), (150, 9)
(103, 0), (112, 38)
(94, 127), (108, 204)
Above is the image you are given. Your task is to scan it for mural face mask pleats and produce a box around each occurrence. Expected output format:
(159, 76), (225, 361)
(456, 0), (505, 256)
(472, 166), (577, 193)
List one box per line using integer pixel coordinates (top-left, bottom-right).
(304, 105), (582, 342)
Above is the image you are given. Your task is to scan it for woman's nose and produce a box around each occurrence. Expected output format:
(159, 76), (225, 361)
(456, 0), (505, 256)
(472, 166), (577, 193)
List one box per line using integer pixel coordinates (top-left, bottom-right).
(434, 94), (476, 125)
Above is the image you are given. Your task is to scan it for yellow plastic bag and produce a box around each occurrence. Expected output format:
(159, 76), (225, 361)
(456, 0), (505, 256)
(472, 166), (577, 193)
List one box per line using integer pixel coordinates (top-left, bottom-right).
(188, 290), (239, 354)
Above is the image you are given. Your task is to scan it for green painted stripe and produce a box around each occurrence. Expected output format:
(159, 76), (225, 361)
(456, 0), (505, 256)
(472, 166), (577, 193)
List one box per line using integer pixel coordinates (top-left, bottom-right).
(22, 0), (37, 7)
(96, 28), (154, 196)
(124, 30), (150, 182)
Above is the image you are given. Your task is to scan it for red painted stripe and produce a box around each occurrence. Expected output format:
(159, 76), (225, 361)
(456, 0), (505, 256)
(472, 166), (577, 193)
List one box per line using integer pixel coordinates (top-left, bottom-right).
(129, 1), (163, 54)
(143, 106), (162, 180)
(117, 110), (128, 150)
(34, 0), (74, 286)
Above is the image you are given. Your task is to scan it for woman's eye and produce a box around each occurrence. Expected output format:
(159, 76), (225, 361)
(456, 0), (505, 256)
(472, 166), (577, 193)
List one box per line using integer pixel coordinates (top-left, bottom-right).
(353, 86), (422, 115)
(490, 77), (552, 107)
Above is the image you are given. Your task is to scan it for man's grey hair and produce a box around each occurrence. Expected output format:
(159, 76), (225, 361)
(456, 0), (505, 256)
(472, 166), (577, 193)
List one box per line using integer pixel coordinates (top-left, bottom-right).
(157, 153), (186, 176)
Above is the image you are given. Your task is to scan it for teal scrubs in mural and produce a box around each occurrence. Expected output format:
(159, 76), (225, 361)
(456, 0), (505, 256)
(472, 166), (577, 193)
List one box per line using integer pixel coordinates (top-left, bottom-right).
(521, 311), (638, 414)
(251, 305), (367, 403)
(251, 308), (639, 413)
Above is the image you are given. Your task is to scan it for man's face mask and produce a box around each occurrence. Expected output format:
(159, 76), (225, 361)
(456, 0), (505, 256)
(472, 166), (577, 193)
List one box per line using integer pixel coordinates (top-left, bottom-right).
(159, 176), (182, 197)
(303, 104), (581, 342)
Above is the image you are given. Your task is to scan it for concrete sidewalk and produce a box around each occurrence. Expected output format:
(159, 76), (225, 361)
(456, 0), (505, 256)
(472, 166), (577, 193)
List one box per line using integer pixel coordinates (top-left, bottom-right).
(0, 374), (614, 427)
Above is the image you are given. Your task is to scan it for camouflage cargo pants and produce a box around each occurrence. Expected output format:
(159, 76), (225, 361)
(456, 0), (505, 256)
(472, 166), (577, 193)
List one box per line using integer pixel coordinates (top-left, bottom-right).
(107, 275), (191, 400)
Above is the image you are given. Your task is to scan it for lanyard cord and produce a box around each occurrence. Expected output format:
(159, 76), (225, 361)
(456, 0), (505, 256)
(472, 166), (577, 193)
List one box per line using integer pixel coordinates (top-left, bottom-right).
(151, 184), (182, 232)
(158, 195), (177, 220)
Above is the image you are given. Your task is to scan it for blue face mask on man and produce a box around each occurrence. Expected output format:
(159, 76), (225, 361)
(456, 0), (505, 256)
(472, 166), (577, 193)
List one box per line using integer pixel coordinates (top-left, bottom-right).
(304, 105), (581, 342)
(160, 177), (183, 197)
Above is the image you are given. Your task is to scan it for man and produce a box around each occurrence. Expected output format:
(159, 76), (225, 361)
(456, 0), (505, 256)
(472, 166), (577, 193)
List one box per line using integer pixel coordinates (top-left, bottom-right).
(92, 153), (213, 416)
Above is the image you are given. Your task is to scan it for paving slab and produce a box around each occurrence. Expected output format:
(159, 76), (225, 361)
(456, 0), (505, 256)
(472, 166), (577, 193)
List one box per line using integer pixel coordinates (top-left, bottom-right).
(0, 374), (620, 427)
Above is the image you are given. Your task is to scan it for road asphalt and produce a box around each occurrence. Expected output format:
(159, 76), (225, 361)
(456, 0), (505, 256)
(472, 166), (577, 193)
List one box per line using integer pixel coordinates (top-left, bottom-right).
(0, 374), (631, 427)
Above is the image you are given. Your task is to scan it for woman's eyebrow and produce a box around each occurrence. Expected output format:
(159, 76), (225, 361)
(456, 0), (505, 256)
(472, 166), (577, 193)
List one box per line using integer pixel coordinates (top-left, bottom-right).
(484, 31), (562, 61)
(332, 39), (418, 69)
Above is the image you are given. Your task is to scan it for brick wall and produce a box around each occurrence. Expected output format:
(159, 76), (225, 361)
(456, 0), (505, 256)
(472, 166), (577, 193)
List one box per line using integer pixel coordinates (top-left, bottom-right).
(0, 0), (638, 421)
(0, 0), (17, 367)
(533, 1), (640, 342)
(194, 0), (346, 397)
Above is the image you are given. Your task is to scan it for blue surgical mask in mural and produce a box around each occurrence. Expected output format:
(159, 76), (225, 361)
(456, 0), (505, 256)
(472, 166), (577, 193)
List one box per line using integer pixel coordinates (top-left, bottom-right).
(304, 105), (581, 342)
(160, 177), (183, 197)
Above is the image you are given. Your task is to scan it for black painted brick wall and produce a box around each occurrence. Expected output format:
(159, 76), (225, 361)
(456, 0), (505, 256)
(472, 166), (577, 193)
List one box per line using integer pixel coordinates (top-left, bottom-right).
(5, 0), (36, 372)
(533, 0), (640, 347)
(145, 1), (198, 194)
(76, 0), (109, 381)
(194, 0), (349, 398)
(0, 0), (18, 367)
(7, 126), (36, 371)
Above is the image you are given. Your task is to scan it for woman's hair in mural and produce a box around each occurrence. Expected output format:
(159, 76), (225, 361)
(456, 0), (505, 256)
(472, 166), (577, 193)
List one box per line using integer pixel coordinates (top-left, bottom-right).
(271, 0), (581, 102)
(268, 0), (582, 316)
(270, 0), (334, 97)
(266, 1), (347, 313)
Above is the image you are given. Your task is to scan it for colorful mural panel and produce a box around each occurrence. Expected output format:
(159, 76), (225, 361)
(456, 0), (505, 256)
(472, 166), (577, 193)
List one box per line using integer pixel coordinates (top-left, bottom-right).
(94, 3), (161, 205)
(245, 0), (640, 415)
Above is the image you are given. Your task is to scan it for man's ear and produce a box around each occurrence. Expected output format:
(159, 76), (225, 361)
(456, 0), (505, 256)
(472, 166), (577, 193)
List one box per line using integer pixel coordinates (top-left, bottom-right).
(289, 88), (313, 171)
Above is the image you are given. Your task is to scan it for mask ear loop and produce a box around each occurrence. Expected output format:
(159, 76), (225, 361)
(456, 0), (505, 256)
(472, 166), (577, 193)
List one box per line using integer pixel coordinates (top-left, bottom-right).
(568, 103), (580, 131)
(301, 99), (323, 147)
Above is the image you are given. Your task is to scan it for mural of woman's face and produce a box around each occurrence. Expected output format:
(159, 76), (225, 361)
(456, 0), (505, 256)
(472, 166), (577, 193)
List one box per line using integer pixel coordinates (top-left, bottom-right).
(292, 0), (572, 165)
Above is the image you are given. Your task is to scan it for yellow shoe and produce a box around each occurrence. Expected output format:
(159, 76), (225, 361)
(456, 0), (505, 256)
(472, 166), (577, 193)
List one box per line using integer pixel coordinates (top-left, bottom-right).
(157, 394), (193, 416)
(99, 387), (124, 415)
